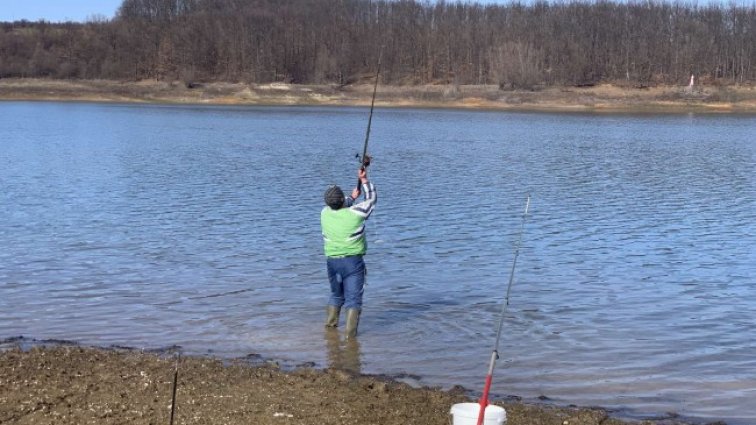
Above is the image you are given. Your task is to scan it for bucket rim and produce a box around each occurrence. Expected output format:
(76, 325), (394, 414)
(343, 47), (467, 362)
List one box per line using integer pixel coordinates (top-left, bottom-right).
(450, 402), (506, 415)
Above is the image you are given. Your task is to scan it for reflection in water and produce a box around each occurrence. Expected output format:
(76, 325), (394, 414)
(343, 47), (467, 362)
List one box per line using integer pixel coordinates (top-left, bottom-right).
(325, 329), (361, 374)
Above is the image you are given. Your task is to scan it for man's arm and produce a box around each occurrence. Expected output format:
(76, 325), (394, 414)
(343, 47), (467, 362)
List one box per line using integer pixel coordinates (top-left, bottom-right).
(351, 168), (376, 218)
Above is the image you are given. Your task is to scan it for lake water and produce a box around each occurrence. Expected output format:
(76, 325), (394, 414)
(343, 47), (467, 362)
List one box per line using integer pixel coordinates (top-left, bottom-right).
(1, 101), (754, 424)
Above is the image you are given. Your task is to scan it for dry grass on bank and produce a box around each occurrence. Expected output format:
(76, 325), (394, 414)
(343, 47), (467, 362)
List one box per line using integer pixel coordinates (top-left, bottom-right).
(1, 78), (755, 112)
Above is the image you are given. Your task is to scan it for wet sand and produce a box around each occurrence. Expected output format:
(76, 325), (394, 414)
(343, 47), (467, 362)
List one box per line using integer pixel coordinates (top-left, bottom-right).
(0, 341), (705, 425)
(1, 78), (755, 113)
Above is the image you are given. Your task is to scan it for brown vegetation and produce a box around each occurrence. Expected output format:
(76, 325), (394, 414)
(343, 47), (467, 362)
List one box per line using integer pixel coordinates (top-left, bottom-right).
(1, 78), (755, 112)
(0, 0), (754, 90)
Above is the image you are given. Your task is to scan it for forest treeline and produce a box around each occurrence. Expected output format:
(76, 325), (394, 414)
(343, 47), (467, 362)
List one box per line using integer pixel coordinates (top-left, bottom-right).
(0, 0), (754, 89)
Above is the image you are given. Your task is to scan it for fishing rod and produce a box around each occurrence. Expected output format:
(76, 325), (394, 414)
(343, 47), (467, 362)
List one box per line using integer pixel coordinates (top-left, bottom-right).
(355, 49), (382, 189)
(476, 194), (531, 425)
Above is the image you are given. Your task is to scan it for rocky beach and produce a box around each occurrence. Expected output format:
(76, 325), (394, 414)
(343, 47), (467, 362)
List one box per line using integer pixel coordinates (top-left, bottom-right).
(0, 342), (706, 425)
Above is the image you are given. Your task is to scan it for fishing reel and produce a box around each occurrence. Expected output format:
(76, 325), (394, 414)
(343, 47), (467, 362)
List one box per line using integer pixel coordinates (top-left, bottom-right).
(355, 153), (372, 169)
(354, 153), (372, 194)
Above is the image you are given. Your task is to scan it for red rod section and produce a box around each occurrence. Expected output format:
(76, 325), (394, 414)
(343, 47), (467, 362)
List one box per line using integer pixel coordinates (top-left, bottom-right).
(476, 374), (493, 425)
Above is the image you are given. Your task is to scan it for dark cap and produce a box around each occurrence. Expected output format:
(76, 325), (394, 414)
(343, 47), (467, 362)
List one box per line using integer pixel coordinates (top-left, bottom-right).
(324, 185), (344, 209)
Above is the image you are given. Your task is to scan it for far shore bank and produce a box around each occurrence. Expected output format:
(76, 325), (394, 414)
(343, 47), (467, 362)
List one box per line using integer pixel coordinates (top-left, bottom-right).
(0, 341), (704, 425)
(1, 78), (755, 113)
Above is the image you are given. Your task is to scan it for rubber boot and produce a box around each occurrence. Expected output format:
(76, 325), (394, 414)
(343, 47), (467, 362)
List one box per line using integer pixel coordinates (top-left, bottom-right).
(325, 306), (341, 328)
(344, 308), (361, 339)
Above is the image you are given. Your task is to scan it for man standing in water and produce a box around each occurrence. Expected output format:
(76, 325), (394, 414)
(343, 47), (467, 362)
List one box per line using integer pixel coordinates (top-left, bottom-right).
(321, 167), (377, 339)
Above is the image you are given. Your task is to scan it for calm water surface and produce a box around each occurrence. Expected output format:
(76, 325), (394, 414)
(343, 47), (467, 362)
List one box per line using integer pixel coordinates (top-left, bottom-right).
(1, 101), (754, 424)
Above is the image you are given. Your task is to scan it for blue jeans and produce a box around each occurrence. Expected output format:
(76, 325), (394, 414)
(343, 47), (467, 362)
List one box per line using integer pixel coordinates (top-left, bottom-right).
(327, 255), (366, 310)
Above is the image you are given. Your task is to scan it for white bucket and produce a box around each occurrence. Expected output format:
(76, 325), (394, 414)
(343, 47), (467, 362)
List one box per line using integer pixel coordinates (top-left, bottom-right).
(450, 403), (506, 425)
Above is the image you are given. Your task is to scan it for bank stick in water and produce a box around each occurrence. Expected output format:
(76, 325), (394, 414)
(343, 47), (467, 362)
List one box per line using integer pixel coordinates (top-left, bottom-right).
(476, 195), (530, 425)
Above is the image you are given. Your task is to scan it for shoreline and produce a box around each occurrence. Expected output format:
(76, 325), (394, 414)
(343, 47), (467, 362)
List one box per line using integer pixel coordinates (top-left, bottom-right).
(0, 339), (704, 425)
(1, 78), (755, 113)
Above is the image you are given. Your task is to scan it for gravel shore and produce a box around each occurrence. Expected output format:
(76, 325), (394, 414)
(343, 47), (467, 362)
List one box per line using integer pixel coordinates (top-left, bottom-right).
(0, 344), (705, 425)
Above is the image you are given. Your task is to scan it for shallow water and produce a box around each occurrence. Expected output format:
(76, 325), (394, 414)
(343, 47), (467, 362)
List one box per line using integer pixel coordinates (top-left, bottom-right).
(1, 101), (754, 424)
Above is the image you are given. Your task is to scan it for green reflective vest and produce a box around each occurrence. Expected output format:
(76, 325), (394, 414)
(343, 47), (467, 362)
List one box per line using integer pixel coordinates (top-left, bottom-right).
(321, 207), (367, 257)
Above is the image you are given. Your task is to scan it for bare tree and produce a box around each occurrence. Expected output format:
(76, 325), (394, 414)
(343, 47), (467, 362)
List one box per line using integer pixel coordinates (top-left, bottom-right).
(0, 0), (754, 87)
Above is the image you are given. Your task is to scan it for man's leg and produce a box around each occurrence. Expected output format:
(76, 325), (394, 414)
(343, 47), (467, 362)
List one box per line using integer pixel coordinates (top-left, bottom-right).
(342, 256), (366, 338)
(327, 258), (346, 307)
(326, 259), (344, 327)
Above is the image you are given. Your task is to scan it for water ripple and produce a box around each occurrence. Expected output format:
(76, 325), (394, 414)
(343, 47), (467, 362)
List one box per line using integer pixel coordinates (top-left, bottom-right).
(1, 102), (755, 424)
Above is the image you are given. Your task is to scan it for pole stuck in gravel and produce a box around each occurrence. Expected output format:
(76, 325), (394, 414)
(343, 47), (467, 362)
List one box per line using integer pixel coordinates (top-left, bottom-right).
(475, 195), (530, 425)
(170, 352), (180, 425)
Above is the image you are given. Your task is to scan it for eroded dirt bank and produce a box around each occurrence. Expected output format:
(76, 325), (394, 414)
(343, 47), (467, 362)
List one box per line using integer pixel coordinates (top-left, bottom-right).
(0, 345), (707, 425)
(1, 78), (755, 113)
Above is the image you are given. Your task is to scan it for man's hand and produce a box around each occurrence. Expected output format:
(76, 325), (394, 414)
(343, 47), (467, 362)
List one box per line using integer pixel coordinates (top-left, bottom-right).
(358, 167), (368, 183)
(351, 187), (361, 199)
